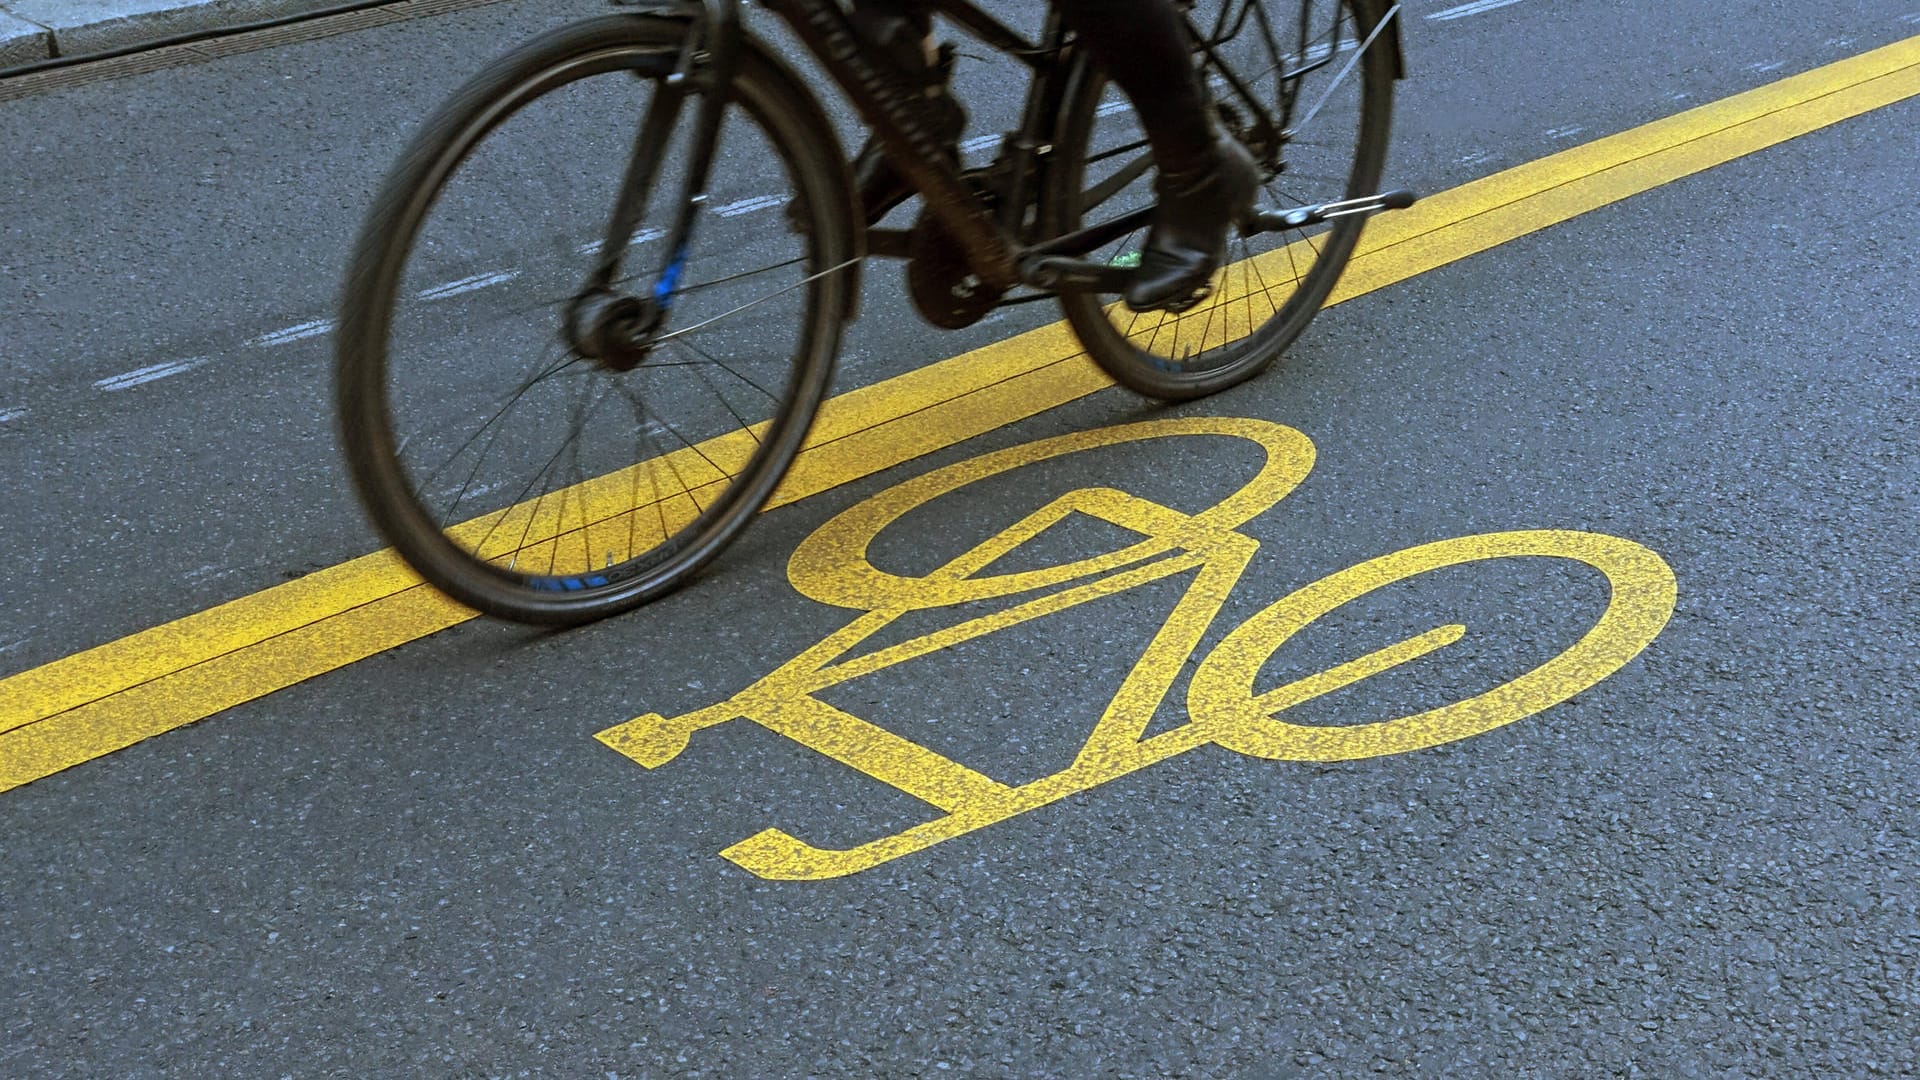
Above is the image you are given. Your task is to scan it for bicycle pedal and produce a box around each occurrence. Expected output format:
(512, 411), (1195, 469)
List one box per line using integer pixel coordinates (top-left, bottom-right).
(1245, 189), (1419, 234)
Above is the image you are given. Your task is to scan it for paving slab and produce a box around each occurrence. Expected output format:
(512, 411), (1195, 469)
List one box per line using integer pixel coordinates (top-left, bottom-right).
(2, 0), (343, 58)
(0, 10), (50, 66)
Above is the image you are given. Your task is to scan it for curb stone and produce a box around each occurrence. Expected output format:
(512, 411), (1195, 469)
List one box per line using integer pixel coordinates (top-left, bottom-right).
(0, 0), (346, 64)
(0, 10), (49, 66)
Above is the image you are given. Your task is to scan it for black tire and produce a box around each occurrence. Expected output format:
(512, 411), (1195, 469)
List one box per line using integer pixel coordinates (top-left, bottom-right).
(1048, 0), (1395, 400)
(336, 15), (854, 625)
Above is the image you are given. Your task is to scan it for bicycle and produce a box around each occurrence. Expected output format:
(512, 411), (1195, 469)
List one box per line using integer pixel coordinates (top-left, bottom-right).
(335, 0), (1411, 626)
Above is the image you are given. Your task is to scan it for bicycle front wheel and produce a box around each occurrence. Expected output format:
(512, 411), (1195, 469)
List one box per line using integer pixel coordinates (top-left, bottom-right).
(337, 15), (854, 625)
(1048, 0), (1395, 400)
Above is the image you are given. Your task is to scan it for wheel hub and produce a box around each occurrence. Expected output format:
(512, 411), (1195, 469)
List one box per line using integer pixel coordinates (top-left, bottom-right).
(566, 289), (663, 372)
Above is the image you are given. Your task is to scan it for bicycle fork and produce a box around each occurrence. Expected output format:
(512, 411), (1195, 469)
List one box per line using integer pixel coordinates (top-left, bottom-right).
(567, 0), (745, 368)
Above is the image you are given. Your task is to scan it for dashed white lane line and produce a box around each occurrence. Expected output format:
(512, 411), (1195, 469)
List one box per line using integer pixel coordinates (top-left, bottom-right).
(416, 269), (520, 300)
(247, 318), (336, 348)
(93, 358), (210, 391)
(1428, 0), (1522, 21)
(576, 226), (666, 256)
(715, 194), (784, 217)
(92, 199), (739, 395)
(101, 194), (791, 393)
(94, 218), (674, 393)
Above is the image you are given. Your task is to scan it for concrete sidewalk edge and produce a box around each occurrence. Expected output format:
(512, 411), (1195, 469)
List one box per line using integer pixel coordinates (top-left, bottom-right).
(0, 0), (351, 68)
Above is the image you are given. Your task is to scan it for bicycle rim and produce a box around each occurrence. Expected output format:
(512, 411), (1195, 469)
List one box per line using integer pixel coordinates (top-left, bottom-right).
(336, 17), (850, 625)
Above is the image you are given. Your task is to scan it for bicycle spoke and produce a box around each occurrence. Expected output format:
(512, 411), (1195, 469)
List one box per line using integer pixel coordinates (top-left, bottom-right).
(643, 401), (719, 515)
(1082, 153), (1154, 211)
(677, 349), (766, 450)
(672, 255), (807, 298)
(478, 409), (587, 568)
(670, 336), (780, 409)
(412, 340), (582, 501)
(616, 383), (675, 558)
(1292, 3), (1394, 138)
(650, 256), (859, 347)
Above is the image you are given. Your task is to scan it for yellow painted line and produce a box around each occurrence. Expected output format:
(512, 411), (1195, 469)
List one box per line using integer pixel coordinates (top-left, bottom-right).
(3, 36), (1918, 792)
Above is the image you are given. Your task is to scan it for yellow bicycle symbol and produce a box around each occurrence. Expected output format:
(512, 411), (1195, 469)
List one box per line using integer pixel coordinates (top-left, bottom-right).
(596, 418), (1676, 879)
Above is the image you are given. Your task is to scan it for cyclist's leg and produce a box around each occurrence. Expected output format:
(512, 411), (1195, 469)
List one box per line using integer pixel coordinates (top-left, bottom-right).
(844, 0), (967, 223)
(1050, 0), (1261, 312)
(848, 0), (936, 70)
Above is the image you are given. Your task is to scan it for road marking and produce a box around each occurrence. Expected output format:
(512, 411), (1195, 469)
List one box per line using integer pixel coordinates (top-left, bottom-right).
(92, 357), (210, 391)
(715, 195), (785, 217)
(598, 419), (1675, 878)
(247, 318), (335, 347)
(0, 407), (24, 423)
(82, 184), (820, 405)
(1427, 0), (1522, 22)
(3, 35), (1919, 793)
(576, 227), (665, 256)
(416, 269), (520, 300)
(225, 267), (546, 361)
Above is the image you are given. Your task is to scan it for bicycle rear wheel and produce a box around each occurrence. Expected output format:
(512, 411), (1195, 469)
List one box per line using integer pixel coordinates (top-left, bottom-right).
(337, 15), (854, 625)
(1048, 0), (1395, 400)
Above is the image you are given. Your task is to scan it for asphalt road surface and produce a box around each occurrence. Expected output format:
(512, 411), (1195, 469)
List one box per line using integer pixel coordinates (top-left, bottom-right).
(3, 1), (1918, 1075)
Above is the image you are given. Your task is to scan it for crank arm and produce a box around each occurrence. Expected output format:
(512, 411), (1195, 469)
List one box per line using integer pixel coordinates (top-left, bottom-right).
(1244, 188), (1417, 233)
(866, 228), (914, 261)
(1018, 255), (1135, 294)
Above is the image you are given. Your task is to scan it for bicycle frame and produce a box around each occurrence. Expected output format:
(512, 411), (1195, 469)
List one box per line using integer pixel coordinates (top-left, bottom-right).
(754, 0), (1053, 289)
(620, 0), (1404, 304)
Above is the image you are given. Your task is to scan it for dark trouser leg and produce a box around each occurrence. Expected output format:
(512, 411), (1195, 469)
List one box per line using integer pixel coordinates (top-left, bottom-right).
(1050, 0), (1261, 312)
(848, 0), (935, 72)
(1048, 0), (1214, 174)
(844, 0), (967, 224)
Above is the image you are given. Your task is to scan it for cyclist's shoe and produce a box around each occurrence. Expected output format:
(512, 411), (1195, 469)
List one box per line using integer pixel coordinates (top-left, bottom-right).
(1124, 132), (1263, 314)
(848, 42), (967, 223)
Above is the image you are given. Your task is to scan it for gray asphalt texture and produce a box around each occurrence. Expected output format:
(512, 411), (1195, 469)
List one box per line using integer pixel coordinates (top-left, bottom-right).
(3, 1), (1919, 1075)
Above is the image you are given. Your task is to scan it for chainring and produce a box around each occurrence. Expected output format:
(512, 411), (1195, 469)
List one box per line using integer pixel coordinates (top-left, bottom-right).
(906, 176), (1008, 330)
